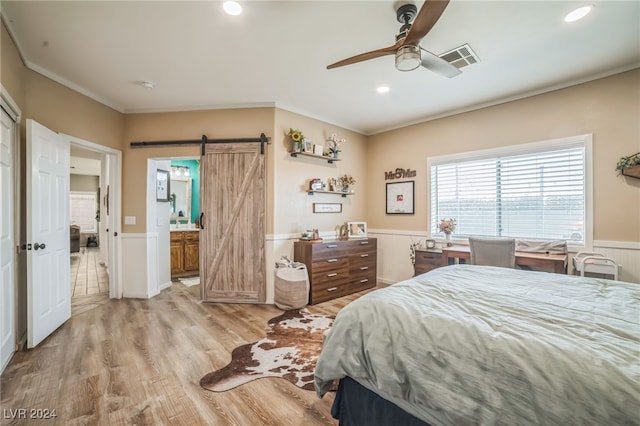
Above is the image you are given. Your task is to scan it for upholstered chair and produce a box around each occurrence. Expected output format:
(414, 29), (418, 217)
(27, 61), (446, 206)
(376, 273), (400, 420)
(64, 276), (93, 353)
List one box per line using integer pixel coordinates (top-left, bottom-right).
(469, 236), (516, 268)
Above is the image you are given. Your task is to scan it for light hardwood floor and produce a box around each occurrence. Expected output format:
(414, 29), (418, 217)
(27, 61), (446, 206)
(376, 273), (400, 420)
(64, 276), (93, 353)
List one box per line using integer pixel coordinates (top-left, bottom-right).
(70, 248), (110, 316)
(1, 281), (385, 425)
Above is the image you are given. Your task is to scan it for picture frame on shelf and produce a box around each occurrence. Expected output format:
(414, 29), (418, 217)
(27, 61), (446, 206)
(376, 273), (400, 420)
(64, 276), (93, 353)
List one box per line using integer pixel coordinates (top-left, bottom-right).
(347, 221), (367, 238)
(313, 144), (324, 156)
(304, 138), (313, 153)
(156, 169), (170, 202)
(313, 203), (342, 213)
(386, 181), (414, 214)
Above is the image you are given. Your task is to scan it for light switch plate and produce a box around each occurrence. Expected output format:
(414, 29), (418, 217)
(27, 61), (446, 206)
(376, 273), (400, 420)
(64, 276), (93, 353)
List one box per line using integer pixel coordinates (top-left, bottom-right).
(124, 216), (136, 225)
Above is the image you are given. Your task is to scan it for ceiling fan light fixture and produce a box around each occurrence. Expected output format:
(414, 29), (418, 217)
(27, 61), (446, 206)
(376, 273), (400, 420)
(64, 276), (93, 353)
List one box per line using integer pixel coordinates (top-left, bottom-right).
(395, 45), (421, 72)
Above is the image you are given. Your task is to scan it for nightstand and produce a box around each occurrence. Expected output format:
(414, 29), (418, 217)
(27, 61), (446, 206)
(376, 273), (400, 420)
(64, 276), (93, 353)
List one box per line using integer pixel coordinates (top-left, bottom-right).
(414, 249), (444, 276)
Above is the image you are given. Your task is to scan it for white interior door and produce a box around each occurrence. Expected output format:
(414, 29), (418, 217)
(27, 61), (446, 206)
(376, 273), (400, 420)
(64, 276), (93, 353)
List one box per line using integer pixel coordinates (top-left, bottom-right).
(0, 108), (15, 370)
(27, 119), (71, 348)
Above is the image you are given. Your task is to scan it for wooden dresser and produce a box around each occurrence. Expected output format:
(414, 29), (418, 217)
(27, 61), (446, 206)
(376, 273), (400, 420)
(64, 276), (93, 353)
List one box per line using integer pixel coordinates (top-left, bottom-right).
(413, 249), (444, 276)
(294, 238), (377, 304)
(171, 230), (199, 278)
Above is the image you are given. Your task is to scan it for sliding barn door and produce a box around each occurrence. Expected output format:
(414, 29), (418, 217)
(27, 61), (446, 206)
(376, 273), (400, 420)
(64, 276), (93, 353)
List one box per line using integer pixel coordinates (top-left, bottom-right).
(201, 143), (265, 303)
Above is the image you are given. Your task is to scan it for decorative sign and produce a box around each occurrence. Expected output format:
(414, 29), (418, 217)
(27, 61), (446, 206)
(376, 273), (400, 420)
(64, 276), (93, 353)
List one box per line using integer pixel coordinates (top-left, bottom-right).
(384, 168), (416, 180)
(313, 203), (342, 213)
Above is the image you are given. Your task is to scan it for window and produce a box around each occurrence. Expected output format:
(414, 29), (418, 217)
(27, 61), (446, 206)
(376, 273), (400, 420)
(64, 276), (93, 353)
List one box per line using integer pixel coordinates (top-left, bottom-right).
(70, 191), (97, 233)
(428, 135), (592, 246)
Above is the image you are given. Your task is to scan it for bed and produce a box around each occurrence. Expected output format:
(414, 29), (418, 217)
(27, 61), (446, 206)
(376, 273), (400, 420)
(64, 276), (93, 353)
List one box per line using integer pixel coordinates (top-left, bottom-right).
(314, 264), (639, 425)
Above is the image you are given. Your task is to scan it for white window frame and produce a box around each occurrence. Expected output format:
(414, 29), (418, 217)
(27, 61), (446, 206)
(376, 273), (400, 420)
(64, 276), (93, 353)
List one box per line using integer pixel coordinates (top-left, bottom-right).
(427, 134), (593, 251)
(70, 191), (98, 234)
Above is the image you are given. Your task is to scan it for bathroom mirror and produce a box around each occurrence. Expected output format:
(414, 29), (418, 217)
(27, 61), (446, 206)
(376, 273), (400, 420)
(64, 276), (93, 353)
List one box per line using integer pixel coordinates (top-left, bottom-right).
(170, 177), (192, 222)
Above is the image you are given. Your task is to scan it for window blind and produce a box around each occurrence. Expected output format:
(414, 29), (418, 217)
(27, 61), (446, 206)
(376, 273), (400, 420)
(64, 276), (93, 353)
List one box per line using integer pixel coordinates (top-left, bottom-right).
(70, 192), (97, 233)
(430, 140), (586, 244)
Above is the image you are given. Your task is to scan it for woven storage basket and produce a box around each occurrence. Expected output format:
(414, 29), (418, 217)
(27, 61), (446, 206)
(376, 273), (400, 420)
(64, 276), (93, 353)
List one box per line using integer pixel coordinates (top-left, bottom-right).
(274, 266), (309, 310)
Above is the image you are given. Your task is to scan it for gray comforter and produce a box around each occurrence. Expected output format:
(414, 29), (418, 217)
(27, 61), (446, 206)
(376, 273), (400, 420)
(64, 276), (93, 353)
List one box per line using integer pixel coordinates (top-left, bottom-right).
(315, 265), (640, 425)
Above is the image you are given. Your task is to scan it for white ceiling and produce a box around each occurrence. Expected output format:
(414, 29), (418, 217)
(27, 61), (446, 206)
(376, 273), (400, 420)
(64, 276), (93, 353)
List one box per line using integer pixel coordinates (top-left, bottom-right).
(1, 1), (639, 135)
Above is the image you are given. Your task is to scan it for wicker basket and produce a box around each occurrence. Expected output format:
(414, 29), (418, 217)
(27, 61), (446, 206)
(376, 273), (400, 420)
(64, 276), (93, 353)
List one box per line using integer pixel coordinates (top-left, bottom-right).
(274, 265), (309, 310)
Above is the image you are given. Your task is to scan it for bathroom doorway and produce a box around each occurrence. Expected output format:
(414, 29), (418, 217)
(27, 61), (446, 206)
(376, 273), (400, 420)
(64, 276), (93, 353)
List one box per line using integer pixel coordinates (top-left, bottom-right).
(168, 158), (201, 297)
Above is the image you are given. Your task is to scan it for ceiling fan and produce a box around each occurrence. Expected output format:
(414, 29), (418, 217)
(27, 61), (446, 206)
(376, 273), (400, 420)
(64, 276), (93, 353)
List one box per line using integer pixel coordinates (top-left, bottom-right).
(326, 1), (461, 78)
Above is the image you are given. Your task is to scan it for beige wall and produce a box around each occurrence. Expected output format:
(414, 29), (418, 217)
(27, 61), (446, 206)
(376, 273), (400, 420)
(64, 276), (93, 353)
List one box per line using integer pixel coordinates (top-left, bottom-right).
(70, 174), (100, 192)
(24, 70), (124, 151)
(122, 108), (275, 233)
(1, 19), (125, 345)
(366, 69), (640, 243)
(1, 23), (25, 109)
(273, 109), (369, 236)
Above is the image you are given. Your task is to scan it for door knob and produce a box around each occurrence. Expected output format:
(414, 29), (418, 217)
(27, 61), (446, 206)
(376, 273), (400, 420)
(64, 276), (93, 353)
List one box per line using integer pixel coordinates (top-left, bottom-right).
(34, 243), (46, 250)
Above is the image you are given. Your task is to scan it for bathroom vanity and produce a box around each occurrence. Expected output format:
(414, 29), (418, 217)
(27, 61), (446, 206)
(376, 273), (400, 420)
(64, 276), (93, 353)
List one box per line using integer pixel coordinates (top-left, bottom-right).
(170, 229), (199, 278)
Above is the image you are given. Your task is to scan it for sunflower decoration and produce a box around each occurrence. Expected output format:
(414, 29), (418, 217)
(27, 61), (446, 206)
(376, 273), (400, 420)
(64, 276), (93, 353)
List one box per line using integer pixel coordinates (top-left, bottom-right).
(288, 128), (304, 142)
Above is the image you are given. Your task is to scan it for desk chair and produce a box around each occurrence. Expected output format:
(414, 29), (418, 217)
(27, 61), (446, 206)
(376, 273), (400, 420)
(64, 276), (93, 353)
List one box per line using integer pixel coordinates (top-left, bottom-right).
(469, 236), (516, 268)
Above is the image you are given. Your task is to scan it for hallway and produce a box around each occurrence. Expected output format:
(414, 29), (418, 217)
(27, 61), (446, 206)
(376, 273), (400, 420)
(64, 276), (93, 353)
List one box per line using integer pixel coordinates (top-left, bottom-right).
(70, 247), (109, 315)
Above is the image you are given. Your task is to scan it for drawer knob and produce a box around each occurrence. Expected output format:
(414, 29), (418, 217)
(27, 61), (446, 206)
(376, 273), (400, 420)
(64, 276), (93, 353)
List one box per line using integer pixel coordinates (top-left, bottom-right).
(327, 287), (337, 292)
(360, 241), (369, 245)
(327, 258), (338, 263)
(327, 273), (338, 277)
(360, 279), (369, 283)
(360, 254), (369, 258)
(360, 266), (368, 270)
(327, 244), (338, 248)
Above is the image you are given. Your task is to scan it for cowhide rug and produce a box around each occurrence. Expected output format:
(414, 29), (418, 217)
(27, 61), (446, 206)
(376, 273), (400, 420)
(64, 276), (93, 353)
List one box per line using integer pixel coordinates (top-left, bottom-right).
(200, 308), (334, 392)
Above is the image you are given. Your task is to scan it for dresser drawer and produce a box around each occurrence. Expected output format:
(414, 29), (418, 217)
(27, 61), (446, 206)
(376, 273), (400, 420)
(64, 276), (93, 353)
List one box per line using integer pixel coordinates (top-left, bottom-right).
(310, 242), (352, 260)
(414, 250), (443, 276)
(310, 257), (349, 274)
(349, 267), (376, 282)
(347, 238), (377, 254)
(311, 282), (352, 304)
(311, 267), (350, 286)
(348, 276), (376, 294)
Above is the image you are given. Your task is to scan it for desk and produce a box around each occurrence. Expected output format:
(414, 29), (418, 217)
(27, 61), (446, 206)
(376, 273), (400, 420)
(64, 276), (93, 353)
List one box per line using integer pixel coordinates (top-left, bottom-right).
(442, 245), (567, 274)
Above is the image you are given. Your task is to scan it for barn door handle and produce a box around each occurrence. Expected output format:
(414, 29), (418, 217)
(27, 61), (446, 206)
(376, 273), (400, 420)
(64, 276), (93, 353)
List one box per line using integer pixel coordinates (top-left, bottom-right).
(199, 212), (205, 230)
(34, 243), (46, 250)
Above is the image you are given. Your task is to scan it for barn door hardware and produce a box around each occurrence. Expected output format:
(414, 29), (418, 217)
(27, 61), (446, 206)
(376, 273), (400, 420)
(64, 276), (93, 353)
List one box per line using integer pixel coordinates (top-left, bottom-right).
(130, 133), (270, 156)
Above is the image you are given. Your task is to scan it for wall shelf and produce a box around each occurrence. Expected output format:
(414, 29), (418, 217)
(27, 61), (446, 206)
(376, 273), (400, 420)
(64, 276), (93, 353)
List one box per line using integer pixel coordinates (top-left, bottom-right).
(290, 151), (341, 164)
(621, 165), (640, 179)
(307, 190), (353, 198)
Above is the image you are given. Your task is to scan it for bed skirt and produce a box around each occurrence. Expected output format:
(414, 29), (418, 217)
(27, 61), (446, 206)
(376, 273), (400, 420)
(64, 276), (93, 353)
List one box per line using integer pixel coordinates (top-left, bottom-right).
(332, 377), (431, 426)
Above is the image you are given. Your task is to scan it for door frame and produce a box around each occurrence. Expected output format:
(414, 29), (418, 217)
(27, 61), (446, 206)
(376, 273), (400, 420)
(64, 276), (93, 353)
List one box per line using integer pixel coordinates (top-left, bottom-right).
(63, 134), (123, 299)
(153, 155), (199, 291)
(1, 85), (21, 371)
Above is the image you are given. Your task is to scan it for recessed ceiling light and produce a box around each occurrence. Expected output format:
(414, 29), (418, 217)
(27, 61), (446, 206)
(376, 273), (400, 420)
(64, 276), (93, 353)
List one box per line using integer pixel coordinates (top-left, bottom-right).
(564, 5), (593, 23)
(377, 86), (390, 94)
(223, 1), (242, 16)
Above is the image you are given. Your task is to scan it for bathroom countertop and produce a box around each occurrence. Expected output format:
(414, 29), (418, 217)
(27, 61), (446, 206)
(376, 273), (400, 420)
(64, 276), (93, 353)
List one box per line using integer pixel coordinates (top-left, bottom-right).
(170, 227), (199, 232)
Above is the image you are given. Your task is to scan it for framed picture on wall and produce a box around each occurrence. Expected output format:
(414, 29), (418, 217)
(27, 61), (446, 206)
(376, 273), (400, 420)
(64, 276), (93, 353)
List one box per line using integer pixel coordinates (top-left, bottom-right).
(156, 169), (170, 202)
(386, 181), (414, 214)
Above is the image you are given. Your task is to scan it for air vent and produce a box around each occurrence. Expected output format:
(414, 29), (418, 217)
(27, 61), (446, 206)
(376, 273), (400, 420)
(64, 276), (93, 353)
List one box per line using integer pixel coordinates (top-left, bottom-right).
(439, 44), (479, 69)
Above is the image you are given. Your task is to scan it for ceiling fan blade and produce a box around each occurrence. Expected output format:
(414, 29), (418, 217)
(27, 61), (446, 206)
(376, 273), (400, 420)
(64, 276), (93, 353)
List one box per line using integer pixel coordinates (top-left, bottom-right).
(420, 48), (461, 78)
(403, 0), (450, 47)
(327, 43), (401, 69)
